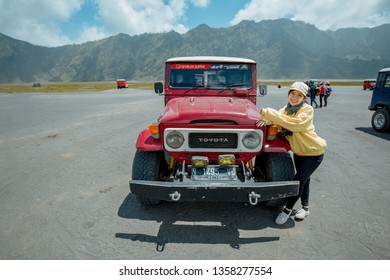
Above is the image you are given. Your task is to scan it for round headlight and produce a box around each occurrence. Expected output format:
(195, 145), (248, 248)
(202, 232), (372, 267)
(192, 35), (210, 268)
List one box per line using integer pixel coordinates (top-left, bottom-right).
(242, 131), (261, 149)
(166, 130), (184, 149)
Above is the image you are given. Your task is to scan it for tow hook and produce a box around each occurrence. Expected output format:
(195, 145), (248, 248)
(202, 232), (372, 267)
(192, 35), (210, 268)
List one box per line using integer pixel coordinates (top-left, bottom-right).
(248, 191), (261, 205)
(169, 191), (181, 201)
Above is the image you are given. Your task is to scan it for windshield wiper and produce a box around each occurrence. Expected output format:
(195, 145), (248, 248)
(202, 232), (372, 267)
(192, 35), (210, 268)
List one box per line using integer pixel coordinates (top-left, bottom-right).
(218, 83), (246, 93)
(184, 85), (204, 93)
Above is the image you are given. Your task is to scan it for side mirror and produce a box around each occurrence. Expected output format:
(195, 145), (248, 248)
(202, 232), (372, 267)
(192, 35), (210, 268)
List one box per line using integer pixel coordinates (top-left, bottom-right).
(154, 82), (164, 94)
(259, 84), (267, 96)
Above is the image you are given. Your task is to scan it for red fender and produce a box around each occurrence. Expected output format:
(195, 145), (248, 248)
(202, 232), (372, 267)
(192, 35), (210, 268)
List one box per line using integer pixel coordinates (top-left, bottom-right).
(135, 128), (163, 151)
(262, 136), (291, 153)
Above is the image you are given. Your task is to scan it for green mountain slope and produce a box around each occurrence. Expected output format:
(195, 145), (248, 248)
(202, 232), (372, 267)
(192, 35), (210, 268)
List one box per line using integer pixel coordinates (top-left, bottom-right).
(0, 19), (389, 83)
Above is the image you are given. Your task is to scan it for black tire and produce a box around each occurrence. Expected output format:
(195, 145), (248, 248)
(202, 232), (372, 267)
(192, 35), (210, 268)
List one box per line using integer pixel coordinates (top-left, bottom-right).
(371, 108), (390, 132)
(132, 150), (166, 205)
(254, 152), (295, 207)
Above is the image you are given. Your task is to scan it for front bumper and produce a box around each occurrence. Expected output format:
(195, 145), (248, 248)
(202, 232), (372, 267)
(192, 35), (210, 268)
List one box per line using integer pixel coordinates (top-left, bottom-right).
(129, 180), (299, 205)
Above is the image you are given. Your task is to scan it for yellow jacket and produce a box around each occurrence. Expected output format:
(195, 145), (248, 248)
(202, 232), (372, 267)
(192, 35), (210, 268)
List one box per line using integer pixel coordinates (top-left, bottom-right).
(260, 103), (326, 156)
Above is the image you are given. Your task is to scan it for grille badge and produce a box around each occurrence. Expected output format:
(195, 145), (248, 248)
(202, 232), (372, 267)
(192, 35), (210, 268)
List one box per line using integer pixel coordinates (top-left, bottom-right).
(198, 138), (229, 143)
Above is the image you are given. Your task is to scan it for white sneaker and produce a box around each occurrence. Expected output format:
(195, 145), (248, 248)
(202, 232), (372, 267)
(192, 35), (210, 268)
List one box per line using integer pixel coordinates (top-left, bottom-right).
(275, 210), (292, 225)
(295, 208), (310, 220)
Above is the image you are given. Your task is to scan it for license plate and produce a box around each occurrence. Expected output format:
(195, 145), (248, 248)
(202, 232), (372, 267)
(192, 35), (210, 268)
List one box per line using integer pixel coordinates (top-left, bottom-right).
(192, 166), (237, 181)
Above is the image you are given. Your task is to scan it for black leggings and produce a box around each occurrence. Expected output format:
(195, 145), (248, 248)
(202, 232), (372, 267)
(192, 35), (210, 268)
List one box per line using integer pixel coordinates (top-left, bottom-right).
(286, 153), (324, 209)
(319, 94), (324, 107)
(324, 94), (330, 106)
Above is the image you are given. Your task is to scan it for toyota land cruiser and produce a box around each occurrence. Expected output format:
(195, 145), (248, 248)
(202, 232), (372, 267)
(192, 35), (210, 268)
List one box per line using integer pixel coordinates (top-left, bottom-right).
(129, 56), (299, 206)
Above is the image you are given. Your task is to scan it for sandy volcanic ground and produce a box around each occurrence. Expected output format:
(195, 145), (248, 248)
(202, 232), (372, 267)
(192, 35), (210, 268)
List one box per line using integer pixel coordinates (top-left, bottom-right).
(0, 86), (389, 260)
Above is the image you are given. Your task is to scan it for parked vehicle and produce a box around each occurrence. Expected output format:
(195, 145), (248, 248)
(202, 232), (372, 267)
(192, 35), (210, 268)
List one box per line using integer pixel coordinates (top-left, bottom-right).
(363, 79), (376, 90)
(368, 68), (390, 132)
(116, 79), (128, 89)
(129, 56), (299, 206)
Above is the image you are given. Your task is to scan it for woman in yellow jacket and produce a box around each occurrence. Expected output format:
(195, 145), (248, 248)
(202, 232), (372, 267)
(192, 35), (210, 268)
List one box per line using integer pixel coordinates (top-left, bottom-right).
(257, 82), (326, 225)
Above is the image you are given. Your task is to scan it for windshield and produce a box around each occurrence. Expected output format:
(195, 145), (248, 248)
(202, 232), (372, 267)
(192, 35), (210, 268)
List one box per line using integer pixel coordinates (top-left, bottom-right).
(168, 63), (253, 89)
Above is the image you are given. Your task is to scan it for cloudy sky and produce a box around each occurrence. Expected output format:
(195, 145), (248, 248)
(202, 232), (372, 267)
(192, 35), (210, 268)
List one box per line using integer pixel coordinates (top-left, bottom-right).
(0, 0), (389, 47)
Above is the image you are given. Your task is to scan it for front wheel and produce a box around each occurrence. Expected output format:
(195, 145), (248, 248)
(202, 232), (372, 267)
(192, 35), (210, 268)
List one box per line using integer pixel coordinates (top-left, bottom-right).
(371, 108), (390, 132)
(254, 152), (295, 207)
(132, 150), (167, 205)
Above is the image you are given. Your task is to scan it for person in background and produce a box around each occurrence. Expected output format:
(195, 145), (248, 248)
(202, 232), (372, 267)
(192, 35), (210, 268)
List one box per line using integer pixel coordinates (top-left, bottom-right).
(309, 80), (318, 108)
(319, 82), (325, 107)
(324, 81), (332, 107)
(256, 82), (327, 225)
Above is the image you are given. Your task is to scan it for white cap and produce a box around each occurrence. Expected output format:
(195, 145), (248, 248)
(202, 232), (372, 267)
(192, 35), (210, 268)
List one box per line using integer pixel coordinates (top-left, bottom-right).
(289, 81), (308, 97)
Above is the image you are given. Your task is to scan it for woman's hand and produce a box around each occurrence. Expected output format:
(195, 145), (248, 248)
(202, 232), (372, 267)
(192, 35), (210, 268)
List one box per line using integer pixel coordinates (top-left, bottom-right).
(256, 119), (266, 127)
(257, 109), (265, 127)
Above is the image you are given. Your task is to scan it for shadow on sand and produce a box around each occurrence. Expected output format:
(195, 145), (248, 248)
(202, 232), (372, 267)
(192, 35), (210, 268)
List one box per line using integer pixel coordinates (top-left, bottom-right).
(116, 194), (294, 252)
(355, 127), (390, 141)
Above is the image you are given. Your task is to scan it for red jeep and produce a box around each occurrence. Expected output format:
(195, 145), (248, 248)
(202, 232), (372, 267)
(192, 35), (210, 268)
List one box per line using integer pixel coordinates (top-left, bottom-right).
(363, 79), (376, 90)
(116, 79), (128, 89)
(129, 56), (298, 206)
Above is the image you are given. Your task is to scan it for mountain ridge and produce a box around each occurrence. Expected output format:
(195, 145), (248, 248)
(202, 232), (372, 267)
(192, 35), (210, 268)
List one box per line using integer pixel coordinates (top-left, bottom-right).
(0, 19), (389, 83)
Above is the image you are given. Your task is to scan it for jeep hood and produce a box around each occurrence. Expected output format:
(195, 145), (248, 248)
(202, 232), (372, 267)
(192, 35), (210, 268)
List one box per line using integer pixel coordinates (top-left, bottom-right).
(160, 97), (259, 125)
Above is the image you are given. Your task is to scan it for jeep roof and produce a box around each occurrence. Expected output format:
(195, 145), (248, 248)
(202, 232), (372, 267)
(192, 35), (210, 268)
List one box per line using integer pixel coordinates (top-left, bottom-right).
(166, 56), (256, 64)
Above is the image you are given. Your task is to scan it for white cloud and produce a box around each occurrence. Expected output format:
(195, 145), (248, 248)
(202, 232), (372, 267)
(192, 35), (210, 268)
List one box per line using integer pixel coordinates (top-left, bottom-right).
(0, 0), (83, 46)
(77, 25), (107, 44)
(0, 0), (191, 46)
(191, 0), (210, 8)
(0, 0), (388, 47)
(231, 0), (390, 30)
(94, 0), (188, 36)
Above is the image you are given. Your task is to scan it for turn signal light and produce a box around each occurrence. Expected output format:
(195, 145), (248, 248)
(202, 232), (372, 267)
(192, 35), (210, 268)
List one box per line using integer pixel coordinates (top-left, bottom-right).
(267, 125), (279, 140)
(149, 123), (160, 139)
